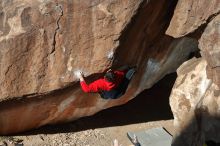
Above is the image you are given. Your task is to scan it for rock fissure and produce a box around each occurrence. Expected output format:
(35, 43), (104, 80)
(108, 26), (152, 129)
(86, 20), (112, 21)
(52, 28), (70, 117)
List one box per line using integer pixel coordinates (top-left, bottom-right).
(51, 4), (63, 55)
(212, 66), (220, 69)
(34, 3), (64, 95)
(4, 64), (13, 76)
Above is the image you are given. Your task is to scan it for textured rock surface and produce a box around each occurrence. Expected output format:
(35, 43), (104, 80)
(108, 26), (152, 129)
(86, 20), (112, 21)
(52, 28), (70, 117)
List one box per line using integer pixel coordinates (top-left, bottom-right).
(170, 58), (220, 146)
(166, 1), (220, 145)
(0, 0), (142, 100)
(199, 15), (220, 88)
(0, 0), (200, 134)
(166, 0), (220, 38)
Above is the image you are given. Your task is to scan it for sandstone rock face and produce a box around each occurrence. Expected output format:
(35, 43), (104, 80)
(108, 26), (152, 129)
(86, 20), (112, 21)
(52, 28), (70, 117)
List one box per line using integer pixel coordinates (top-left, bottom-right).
(166, 0), (220, 38)
(0, 0), (200, 134)
(0, 0), (142, 100)
(170, 58), (220, 146)
(166, 0), (220, 145)
(199, 15), (220, 88)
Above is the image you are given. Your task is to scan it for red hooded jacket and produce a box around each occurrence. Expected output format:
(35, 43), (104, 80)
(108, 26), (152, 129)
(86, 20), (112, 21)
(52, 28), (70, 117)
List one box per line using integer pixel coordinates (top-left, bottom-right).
(80, 70), (126, 93)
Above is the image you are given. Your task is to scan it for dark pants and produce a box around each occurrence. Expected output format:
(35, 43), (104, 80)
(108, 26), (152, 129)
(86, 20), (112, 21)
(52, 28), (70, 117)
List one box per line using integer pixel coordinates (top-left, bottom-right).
(100, 68), (136, 99)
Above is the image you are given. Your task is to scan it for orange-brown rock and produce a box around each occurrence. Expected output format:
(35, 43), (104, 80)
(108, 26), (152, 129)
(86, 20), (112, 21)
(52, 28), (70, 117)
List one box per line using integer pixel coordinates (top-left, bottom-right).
(166, 0), (220, 38)
(0, 0), (142, 100)
(0, 0), (198, 135)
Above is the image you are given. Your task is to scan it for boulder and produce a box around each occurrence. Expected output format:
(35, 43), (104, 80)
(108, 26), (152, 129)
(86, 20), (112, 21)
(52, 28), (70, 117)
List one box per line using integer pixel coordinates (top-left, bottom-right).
(166, 0), (220, 38)
(199, 15), (220, 88)
(166, 1), (220, 145)
(170, 58), (220, 146)
(0, 0), (143, 100)
(0, 0), (198, 134)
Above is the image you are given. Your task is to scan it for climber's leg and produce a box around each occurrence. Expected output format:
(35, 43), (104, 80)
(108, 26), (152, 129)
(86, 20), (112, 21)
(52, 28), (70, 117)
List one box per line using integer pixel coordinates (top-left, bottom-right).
(116, 67), (136, 95)
(125, 68), (136, 80)
(99, 89), (118, 99)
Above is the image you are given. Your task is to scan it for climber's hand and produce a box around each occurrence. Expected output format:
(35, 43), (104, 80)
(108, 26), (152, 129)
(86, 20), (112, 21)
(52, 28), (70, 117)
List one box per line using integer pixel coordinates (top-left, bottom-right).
(78, 72), (85, 81)
(74, 71), (84, 81)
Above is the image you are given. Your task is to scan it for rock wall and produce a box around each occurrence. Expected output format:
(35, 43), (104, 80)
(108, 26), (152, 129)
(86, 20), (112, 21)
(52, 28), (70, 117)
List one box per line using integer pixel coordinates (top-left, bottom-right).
(0, 0), (200, 134)
(170, 58), (220, 146)
(166, 0), (220, 38)
(167, 0), (220, 145)
(199, 15), (220, 89)
(3, 0), (220, 141)
(0, 0), (142, 100)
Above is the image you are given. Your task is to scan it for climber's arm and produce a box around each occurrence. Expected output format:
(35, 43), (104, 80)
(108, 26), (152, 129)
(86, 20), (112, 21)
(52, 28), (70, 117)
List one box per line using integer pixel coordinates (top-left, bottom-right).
(80, 81), (100, 93)
(78, 72), (100, 93)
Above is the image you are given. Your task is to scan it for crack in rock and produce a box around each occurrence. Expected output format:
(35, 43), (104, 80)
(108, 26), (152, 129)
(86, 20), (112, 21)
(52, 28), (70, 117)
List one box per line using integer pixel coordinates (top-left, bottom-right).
(212, 65), (220, 69)
(51, 4), (63, 54)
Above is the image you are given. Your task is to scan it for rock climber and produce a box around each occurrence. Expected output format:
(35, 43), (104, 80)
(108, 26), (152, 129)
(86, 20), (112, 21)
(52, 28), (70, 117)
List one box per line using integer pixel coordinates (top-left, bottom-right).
(75, 66), (136, 99)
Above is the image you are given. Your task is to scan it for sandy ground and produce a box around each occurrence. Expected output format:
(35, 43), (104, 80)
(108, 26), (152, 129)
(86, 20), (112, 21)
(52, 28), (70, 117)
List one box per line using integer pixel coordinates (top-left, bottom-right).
(0, 73), (176, 146)
(0, 120), (174, 146)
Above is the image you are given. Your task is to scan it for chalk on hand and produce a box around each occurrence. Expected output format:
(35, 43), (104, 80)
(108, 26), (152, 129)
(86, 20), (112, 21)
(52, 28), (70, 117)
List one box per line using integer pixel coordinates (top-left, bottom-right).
(74, 70), (82, 79)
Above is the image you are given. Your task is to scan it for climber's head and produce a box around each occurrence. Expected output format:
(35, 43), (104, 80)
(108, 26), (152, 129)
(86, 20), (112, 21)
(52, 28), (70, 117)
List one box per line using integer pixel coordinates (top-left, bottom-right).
(104, 69), (115, 83)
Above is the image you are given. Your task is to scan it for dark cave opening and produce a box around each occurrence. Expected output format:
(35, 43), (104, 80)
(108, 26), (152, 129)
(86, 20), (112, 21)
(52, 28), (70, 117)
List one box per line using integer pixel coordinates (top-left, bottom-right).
(23, 72), (177, 135)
